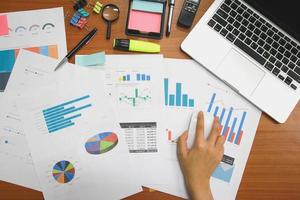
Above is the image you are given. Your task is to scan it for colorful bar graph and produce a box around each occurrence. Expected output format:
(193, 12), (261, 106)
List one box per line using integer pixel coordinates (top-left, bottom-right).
(119, 73), (151, 81)
(0, 45), (58, 91)
(206, 93), (247, 146)
(42, 95), (92, 133)
(163, 78), (194, 108)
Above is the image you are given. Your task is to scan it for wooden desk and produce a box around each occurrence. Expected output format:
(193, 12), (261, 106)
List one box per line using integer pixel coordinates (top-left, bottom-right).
(1, 0), (300, 199)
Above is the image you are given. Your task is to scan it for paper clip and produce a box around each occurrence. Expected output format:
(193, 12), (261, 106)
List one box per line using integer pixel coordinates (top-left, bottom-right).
(70, 12), (81, 26)
(76, 17), (88, 29)
(93, 2), (103, 14)
(77, 8), (90, 17)
(73, 0), (88, 10)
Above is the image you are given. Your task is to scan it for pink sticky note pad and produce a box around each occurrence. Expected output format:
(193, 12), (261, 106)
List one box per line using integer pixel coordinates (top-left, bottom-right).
(128, 10), (161, 33)
(0, 15), (9, 36)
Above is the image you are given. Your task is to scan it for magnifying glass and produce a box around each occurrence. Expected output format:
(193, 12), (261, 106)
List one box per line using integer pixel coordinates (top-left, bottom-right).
(102, 4), (120, 40)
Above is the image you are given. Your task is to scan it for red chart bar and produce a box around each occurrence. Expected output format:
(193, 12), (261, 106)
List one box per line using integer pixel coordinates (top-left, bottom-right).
(230, 132), (235, 143)
(236, 131), (243, 145)
(224, 127), (230, 140)
(168, 130), (172, 141)
(218, 125), (223, 134)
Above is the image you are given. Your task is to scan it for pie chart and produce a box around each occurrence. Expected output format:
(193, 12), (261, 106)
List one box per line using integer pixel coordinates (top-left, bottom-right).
(52, 160), (75, 184)
(85, 132), (118, 155)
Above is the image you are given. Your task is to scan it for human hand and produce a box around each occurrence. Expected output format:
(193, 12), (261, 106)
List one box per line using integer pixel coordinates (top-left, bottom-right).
(177, 111), (225, 200)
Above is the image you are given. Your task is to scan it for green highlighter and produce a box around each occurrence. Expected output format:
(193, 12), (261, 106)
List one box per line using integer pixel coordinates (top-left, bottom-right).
(113, 39), (160, 53)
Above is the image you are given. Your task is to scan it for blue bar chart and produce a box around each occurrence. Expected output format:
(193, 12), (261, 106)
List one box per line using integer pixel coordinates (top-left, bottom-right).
(136, 73), (150, 81)
(118, 73), (151, 82)
(164, 78), (194, 108)
(207, 93), (246, 145)
(42, 95), (92, 133)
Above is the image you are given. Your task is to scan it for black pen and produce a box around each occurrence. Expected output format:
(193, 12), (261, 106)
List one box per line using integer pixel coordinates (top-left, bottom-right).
(166, 0), (175, 36)
(54, 28), (98, 71)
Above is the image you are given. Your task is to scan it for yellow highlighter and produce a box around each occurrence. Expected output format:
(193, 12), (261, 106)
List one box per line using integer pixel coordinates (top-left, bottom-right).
(113, 39), (160, 53)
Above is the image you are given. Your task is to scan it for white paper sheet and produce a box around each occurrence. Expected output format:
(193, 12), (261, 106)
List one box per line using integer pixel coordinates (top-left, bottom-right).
(0, 7), (67, 94)
(14, 51), (141, 200)
(146, 59), (262, 200)
(0, 7), (67, 190)
(103, 55), (167, 185)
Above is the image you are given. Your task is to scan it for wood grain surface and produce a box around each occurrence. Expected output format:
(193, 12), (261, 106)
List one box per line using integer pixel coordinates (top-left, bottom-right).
(1, 0), (300, 199)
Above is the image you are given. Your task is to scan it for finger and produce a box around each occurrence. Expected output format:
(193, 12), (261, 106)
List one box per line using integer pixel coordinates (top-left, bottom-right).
(207, 116), (220, 146)
(194, 111), (205, 146)
(215, 135), (225, 149)
(177, 131), (188, 159)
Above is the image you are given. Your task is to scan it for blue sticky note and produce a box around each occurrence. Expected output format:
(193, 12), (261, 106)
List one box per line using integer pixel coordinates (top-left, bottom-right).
(132, 0), (164, 13)
(75, 52), (106, 67)
(0, 50), (16, 73)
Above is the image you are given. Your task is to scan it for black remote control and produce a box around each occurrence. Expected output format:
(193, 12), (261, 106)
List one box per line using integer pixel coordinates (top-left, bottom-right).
(177, 0), (200, 28)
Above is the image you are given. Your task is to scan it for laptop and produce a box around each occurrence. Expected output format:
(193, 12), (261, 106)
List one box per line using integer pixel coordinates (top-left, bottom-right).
(181, 0), (300, 123)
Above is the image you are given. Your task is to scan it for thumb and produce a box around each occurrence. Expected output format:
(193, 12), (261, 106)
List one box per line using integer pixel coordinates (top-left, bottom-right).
(177, 131), (188, 160)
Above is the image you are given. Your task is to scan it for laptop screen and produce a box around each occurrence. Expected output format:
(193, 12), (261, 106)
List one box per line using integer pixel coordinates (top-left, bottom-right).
(245, 0), (300, 42)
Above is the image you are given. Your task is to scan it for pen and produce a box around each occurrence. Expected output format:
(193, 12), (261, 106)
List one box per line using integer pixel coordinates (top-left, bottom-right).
(166, 0), (175, 36)
(54, 28), (98, 71)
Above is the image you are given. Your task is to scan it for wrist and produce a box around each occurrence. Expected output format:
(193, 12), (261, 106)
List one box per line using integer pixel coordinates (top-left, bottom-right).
(187, 179), (213, 200)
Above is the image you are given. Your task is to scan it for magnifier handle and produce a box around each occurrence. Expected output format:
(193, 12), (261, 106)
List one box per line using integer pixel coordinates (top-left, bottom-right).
(106, 22), (112, 40)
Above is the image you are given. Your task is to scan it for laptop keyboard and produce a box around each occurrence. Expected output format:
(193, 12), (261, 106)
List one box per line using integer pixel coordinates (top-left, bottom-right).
(207, 0), (300, 90)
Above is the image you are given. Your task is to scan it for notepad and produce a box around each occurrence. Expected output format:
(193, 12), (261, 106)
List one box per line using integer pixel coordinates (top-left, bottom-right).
(126, 0), (166, 39)
(0, 15), (9, 36)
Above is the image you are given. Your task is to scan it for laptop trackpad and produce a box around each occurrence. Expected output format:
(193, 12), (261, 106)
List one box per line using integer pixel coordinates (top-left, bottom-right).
(217, 49), (265, 96)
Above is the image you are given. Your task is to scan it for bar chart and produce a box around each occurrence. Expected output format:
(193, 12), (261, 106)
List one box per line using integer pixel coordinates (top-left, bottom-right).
(164, 78), (195, 108)
(0, 45), (58, 91)
(118, 88), (151, 107)
(42, 95), (92, 133)
(207, 93), (246, 145)
(118, 73), (151, 82)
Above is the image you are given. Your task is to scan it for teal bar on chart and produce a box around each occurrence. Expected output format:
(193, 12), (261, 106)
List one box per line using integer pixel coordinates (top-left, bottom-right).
(169, 94), (175, 106)
(182, 94), (188, 107)
(176, 83), (182, 106)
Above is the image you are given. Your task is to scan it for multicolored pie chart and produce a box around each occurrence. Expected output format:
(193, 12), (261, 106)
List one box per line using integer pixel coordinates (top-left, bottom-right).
(85, 132), (118, 155)
(52, 160), (75, 184)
